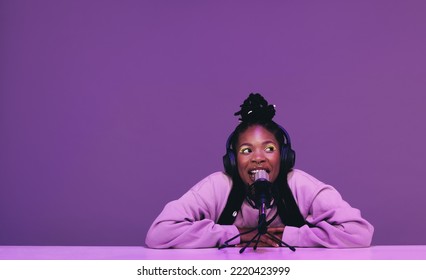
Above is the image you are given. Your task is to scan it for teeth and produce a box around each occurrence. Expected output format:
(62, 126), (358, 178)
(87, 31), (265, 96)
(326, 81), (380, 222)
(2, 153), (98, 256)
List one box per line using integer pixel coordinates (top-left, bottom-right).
(250, 169), (266, 174)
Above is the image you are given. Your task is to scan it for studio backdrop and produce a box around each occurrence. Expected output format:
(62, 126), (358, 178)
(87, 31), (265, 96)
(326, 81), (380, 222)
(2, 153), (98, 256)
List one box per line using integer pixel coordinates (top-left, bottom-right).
(1, 0), (425, 246)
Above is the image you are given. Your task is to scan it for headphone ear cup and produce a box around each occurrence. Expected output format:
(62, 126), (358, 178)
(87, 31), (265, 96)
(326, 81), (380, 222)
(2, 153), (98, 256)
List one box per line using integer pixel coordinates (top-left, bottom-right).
(281, 145), (296, 171)
(223, 150), (237, 177)
(278, 124), (295, 172)
(288, 147), (296, 169)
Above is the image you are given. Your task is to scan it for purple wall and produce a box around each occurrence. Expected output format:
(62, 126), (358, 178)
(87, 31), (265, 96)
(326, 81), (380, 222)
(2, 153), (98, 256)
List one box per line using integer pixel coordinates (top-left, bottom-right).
(1, 1), (425, 245)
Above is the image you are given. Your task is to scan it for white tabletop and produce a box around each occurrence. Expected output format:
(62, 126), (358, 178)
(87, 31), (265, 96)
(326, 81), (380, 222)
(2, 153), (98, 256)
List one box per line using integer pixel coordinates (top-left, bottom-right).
(1, 245), (425, 260)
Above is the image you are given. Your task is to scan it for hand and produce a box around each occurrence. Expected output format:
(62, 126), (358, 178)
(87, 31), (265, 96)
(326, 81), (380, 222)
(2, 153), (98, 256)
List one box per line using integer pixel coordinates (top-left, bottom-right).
(237, 227), (284, 247)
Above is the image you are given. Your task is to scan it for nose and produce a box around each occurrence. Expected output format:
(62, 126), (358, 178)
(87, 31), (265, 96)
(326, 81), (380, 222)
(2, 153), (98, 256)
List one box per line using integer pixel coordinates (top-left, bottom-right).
(251, 149), (266, 164)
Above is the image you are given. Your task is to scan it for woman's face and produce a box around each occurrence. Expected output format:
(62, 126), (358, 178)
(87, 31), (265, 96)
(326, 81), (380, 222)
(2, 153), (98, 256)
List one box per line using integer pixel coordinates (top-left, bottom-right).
(236, 125), (281, 185)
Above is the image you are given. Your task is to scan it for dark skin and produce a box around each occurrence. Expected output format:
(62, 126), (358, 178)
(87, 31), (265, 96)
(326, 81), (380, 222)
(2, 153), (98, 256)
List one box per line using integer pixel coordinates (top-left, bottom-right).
(235, 125), (285, 247)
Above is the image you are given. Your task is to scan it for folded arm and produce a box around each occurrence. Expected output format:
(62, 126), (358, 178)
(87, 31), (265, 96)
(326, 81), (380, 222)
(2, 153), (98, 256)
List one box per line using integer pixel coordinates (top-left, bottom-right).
(145, 173), (240, 248)
(283, 185), (374, 248)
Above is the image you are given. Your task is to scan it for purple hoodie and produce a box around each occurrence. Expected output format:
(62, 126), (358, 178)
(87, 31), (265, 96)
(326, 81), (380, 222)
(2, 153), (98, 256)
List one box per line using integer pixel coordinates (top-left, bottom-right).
(145, 169), (374, 248)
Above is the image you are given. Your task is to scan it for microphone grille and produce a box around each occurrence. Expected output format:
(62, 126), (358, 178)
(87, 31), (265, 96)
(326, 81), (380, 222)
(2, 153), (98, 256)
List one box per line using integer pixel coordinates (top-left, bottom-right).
(254, 170), (269, 181)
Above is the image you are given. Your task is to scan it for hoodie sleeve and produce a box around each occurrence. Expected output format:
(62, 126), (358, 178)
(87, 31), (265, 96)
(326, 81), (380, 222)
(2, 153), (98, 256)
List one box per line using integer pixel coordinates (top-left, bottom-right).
(145, 172), (240, 248)
(282, 170), (374, 248)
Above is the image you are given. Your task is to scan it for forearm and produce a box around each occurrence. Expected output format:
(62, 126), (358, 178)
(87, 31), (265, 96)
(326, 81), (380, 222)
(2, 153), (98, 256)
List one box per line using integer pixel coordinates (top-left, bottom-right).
(145, 173), (234, 248)
(146, 219), (240, 248)
(282, 220), (374, 248)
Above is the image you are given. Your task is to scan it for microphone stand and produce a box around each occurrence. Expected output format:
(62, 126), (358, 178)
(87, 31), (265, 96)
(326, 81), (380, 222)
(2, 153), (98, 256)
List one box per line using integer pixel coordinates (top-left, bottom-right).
(219, 171), (296, 253)
(218, 201), (296, 254)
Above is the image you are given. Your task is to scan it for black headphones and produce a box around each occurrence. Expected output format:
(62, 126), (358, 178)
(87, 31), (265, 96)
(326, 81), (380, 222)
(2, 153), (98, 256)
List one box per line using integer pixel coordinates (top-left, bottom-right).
(222, 124), (296, 178)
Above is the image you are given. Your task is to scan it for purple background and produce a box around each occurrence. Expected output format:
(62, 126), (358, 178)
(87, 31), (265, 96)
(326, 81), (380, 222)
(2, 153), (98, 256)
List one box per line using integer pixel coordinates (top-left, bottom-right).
(1, 1), (425, 246)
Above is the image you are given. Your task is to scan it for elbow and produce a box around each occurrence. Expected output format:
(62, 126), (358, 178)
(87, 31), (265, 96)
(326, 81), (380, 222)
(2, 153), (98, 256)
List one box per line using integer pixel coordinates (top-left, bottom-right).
(145, 236), (159, 249)
(361, 225), (375, 247)
(145, 235), (170, 249)
(350, 235), (372, 248)
(144, 230), (158, 248)
(347, 223), (375, 248)
(145, 225), (170, 249)
(145, 221), (188, 249)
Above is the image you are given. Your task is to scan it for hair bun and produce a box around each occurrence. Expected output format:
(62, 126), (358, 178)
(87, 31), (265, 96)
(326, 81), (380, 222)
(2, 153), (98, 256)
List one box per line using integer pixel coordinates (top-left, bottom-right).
(234, 93), (276, 123)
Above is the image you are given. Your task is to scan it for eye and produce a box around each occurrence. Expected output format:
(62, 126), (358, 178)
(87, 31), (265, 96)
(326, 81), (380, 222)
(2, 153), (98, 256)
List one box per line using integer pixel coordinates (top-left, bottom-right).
(265, 144), (277, 153)
(239, 147), (252, 154)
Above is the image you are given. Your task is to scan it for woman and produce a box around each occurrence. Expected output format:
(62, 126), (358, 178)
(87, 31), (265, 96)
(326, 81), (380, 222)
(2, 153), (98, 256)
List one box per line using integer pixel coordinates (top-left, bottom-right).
(145, 93), (374, 248)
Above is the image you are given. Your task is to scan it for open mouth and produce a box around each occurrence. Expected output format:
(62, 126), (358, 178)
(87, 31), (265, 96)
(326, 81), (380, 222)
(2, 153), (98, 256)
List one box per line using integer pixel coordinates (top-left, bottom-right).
(248, 168), (270, 182)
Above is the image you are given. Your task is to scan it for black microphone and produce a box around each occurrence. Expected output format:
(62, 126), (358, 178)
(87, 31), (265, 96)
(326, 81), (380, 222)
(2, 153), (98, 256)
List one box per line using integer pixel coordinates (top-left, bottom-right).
(252, 170), (272, 230)
(221, 169), (296, 252)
